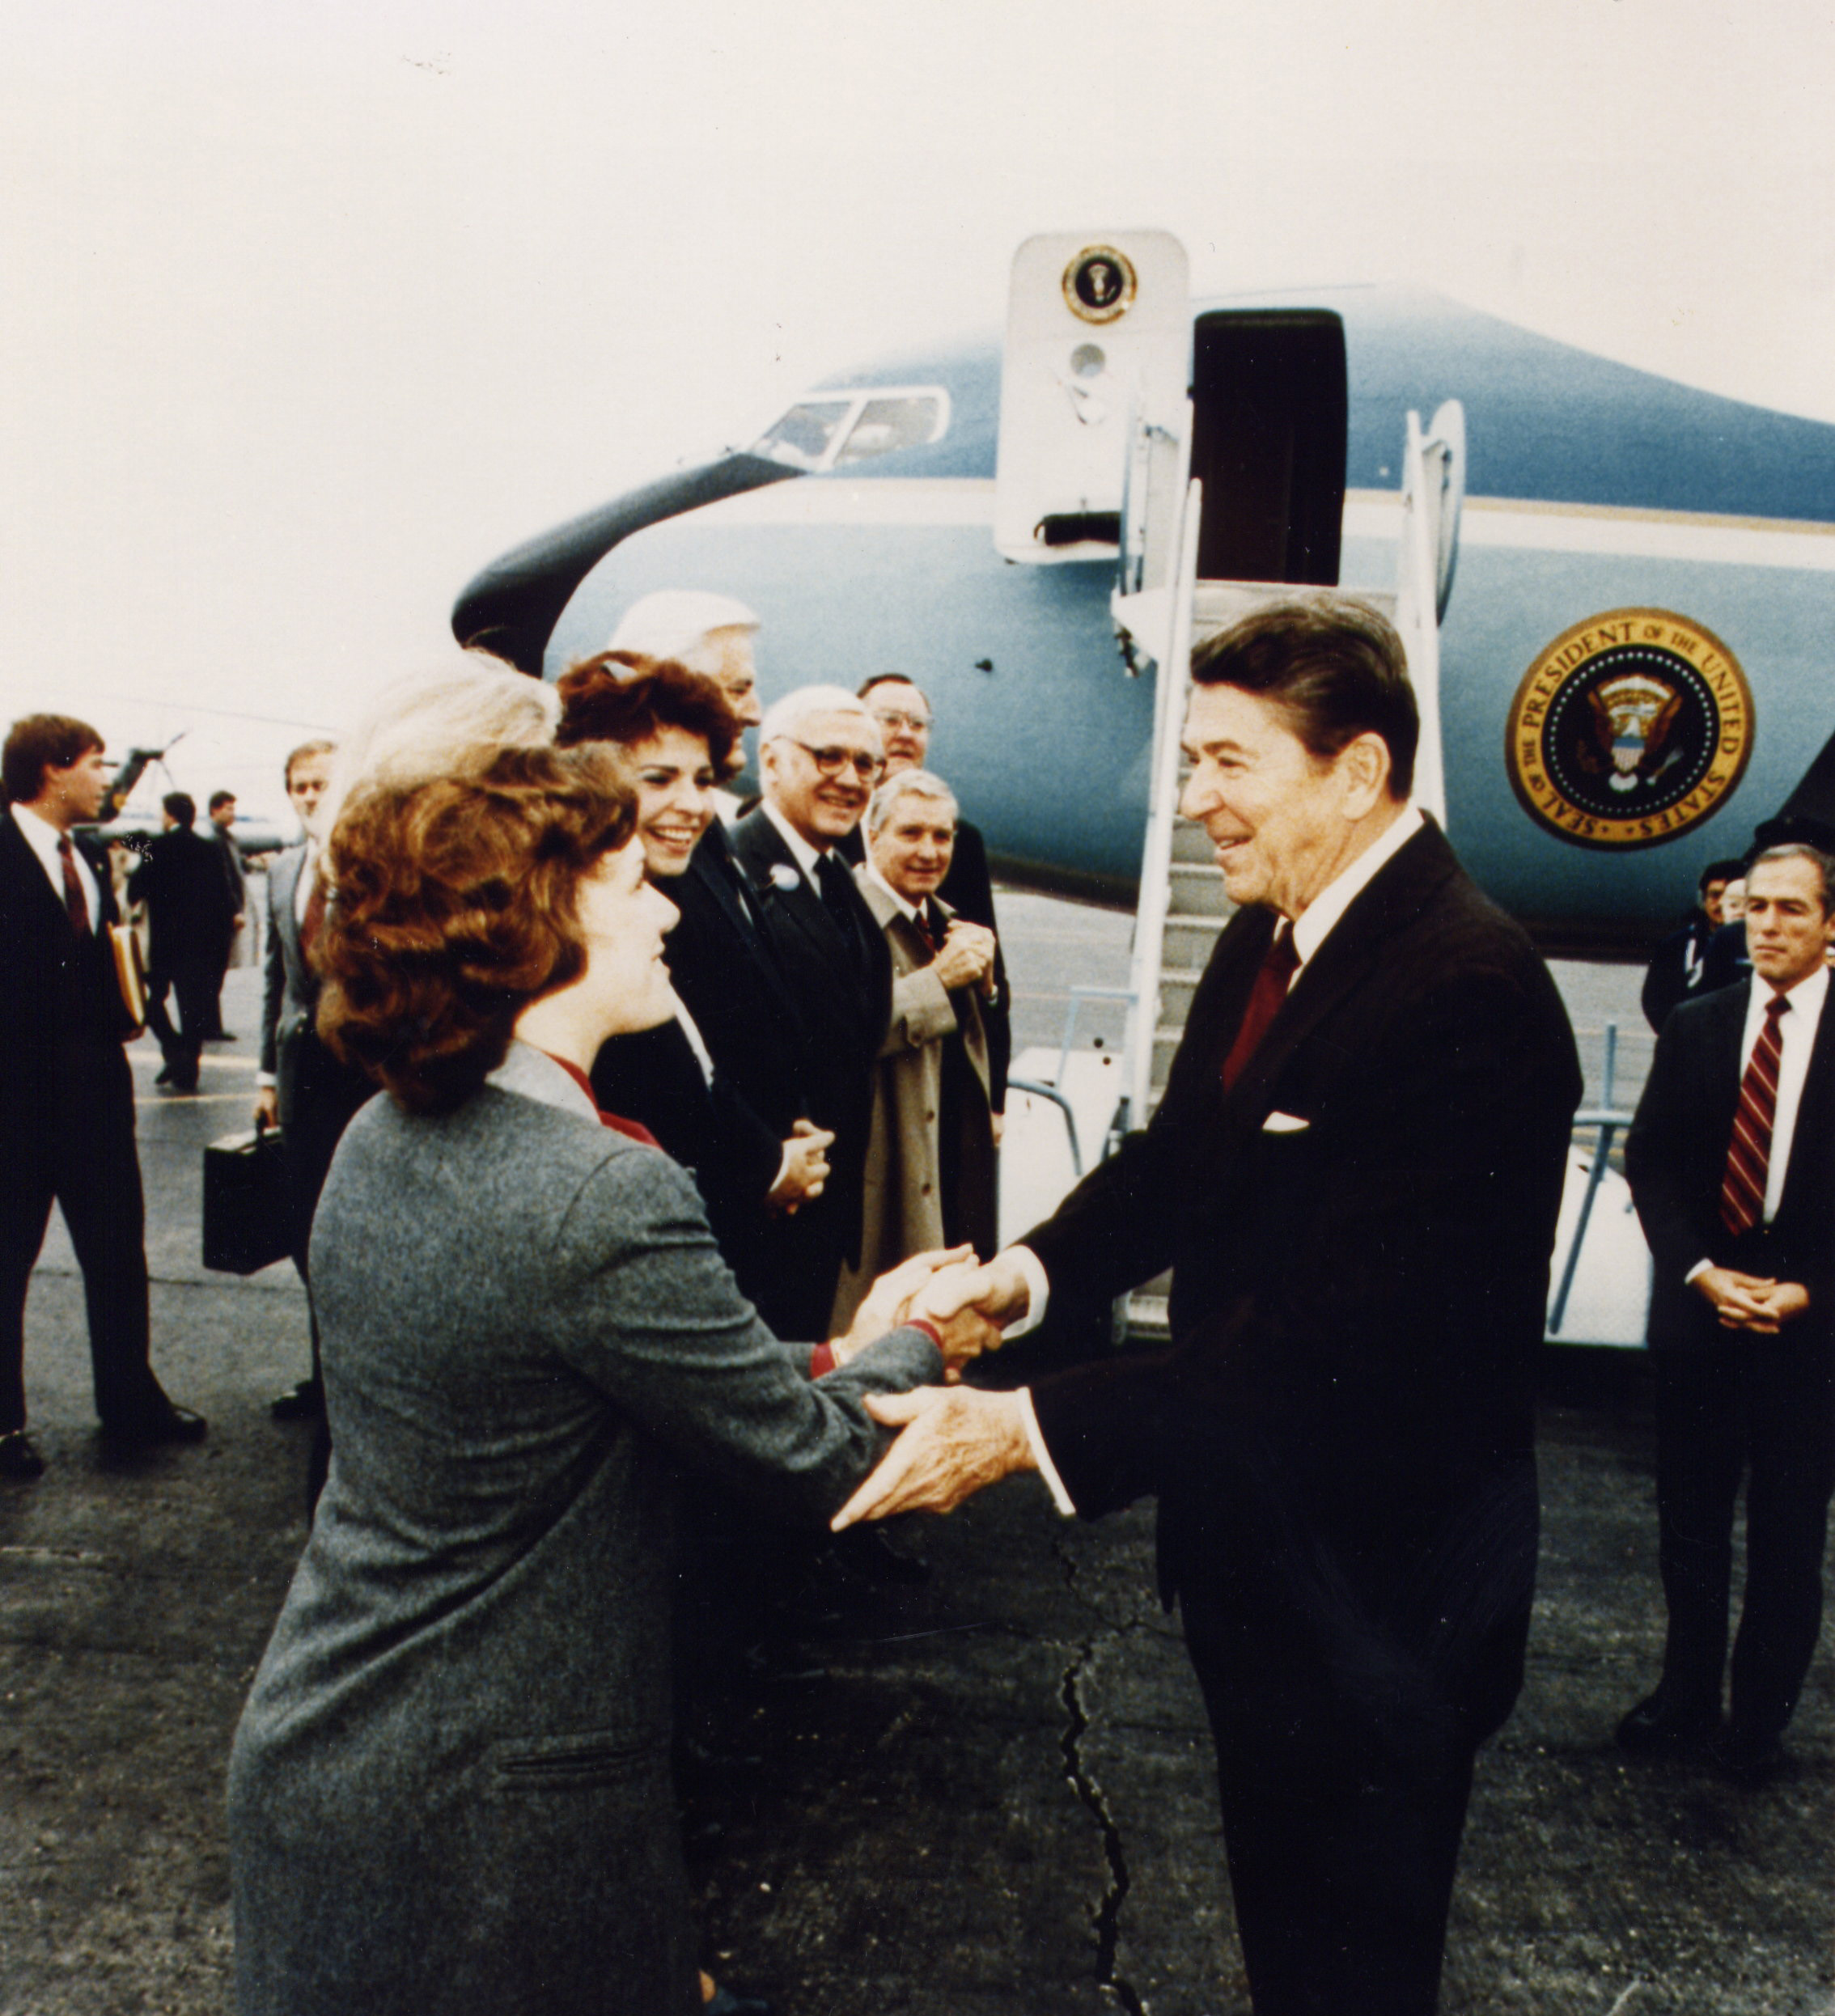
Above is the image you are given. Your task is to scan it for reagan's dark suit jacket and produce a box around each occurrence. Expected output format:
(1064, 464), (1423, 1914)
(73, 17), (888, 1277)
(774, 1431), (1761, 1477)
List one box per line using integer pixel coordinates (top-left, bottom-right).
(1625, 976), (1835, 1352)
(738, 802), (899, 1322)
(1023, 820), (1582, 1755)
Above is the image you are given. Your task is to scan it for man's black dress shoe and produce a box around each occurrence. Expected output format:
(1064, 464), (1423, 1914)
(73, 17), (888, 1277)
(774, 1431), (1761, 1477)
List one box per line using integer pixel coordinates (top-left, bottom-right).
(1614, 1693), (1718, 1758)
(100, 1404), (209, 1459)
(0, 1430), (45, 1481)
(1713, 1726), (1787, 1786)
(270, 1379), (324, 1423)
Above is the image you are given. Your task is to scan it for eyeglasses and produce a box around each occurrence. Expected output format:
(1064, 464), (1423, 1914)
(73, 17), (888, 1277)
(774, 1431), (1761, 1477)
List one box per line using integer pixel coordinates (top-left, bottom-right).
(786, 739), (885, 781)
(870, 709), (931, 734)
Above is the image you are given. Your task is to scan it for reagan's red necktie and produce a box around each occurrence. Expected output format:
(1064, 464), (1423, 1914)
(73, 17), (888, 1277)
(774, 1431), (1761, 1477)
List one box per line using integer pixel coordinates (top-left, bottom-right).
(1720, 993), (1789, 1237)
(1222, 926), (1300, 1092)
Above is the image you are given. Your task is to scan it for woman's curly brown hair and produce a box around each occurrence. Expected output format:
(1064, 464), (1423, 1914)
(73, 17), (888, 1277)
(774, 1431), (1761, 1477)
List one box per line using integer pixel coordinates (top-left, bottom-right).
(556, 651), (744, 777)
(317, 744), (635, 1114)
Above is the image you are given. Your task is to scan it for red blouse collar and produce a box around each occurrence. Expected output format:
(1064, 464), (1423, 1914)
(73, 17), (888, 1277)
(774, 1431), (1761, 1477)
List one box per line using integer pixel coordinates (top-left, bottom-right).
(541, 1052), (660, 1148)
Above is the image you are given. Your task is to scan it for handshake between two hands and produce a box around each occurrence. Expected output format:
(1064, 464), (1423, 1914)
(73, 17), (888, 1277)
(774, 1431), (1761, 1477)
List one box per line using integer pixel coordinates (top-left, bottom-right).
(831, 1245), (1030, 1372)
(825, 1247), (1040, 1531)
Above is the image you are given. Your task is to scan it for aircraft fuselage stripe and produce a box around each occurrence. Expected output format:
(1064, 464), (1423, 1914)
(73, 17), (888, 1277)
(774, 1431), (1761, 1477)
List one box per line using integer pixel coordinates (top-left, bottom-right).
(684, 476), (1835, 574)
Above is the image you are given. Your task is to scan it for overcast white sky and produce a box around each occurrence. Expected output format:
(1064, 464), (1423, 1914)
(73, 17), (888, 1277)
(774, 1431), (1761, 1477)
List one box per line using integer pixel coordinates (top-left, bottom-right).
(2, 0), (1831, 814)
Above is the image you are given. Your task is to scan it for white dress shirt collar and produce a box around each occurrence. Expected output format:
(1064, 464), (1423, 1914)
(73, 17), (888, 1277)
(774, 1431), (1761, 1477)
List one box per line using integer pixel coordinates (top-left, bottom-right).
(761, 800), (830, 888)
(1288, 803), (1426, 972)
(11, 800), (98, 927)
(864, 860), (925, 925)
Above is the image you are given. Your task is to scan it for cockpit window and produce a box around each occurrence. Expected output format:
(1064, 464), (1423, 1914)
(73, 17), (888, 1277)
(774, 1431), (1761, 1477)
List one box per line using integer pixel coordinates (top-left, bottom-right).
(752, 400), (854, 470)
(752, 387), (950, 471)
(834, 394), (946, 464)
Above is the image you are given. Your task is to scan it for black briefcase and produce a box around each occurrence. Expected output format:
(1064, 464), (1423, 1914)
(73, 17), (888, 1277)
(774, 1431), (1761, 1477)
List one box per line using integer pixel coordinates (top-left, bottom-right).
(202, 1127), (291, 1275)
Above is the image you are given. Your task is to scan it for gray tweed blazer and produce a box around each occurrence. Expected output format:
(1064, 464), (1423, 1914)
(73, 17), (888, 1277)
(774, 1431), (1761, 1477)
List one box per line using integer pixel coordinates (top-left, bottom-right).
(227, 1043), (941, 2016)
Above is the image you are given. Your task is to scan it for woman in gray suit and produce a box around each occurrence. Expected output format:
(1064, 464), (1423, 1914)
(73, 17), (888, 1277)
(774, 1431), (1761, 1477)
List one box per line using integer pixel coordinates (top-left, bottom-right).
(227, 744), (974, 2016)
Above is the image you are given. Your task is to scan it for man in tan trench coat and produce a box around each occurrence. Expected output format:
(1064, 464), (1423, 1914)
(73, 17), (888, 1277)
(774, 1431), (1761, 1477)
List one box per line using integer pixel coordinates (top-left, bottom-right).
(831, 769), (998, 1332)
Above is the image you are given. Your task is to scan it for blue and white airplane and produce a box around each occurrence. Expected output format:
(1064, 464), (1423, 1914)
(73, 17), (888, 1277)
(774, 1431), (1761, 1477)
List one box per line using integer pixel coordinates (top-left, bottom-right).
(454, 254), (1835, 952)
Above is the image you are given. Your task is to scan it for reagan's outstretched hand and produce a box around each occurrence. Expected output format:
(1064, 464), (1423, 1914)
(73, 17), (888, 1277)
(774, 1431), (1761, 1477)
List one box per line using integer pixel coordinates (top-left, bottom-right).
(910, 1248), (1034, 1332)
(832, 1386), (1036, 1527)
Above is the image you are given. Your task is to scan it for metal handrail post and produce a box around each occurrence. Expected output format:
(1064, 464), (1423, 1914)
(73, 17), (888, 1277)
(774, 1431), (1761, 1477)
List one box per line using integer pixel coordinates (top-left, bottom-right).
(1006, 1076), (1085, 1178)
(1121, 476), (1203, 1129)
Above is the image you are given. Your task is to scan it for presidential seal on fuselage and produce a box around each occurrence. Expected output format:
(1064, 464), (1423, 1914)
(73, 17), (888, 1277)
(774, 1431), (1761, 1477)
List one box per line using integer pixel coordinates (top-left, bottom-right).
(1505, 608), (1754, 849)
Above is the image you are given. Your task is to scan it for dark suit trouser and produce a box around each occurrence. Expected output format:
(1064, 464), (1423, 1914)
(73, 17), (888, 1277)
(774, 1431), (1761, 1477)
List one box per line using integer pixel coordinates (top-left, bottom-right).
(1184, 1596), (1477, 2016)
(0, 1048), (159, 1434)
(145, 955), (218, 1086)
(1654, 1332), (1835, 1738)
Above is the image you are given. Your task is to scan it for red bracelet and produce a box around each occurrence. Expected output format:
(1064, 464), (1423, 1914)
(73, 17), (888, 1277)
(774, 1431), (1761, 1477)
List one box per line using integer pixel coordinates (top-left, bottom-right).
(905, 1318), (944, 1352)
(808, 1342), (837, 1378)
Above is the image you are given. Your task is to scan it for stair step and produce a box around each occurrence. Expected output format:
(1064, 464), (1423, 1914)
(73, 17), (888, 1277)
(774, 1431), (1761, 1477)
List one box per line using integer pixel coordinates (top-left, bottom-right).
(1125, 1292), (1171, 1343)
(1163, 915), (1227, 969)
(1158, 966), (1206, 1026)
(1167, 862), (1231, 917)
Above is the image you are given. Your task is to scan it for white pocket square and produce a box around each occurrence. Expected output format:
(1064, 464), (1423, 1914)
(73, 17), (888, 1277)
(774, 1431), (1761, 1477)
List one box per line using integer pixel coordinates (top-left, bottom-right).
(1261, 1111), (1310, 1133)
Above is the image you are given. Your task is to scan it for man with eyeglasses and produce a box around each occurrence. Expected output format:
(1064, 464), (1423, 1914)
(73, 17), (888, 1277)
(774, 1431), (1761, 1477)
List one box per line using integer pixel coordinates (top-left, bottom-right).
(847, 675), (1011, 1131)
(731, 688), (894, 1340)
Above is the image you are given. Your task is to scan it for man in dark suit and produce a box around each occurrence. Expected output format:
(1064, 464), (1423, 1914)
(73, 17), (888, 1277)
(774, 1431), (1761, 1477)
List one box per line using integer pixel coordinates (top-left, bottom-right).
(203, 789), (248, 1039)
(255, 740), (372, 1434)
(127, 791), (239, 1093)
(0, 715), (207, 1480)
(835, 599), (1582, 2013)
(845, 675), (1011, 1117)
(1619, 843), (1835, 1784)
(1642, 857), (1742, 1031)
(731, 686), (893, 1340)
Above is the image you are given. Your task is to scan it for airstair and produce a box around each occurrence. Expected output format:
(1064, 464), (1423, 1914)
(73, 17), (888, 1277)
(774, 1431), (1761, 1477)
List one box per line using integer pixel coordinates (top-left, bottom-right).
(1104, 403), (1463, 1340)
(993, 230), (1647, 1349)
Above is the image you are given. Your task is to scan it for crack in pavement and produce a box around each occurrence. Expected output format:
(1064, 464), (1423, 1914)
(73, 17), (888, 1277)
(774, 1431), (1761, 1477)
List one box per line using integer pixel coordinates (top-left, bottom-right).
(1055, 1537), (1149, 2016)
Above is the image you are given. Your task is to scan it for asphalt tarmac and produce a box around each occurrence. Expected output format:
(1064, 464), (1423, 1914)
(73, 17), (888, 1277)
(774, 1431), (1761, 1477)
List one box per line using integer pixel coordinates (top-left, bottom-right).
(2, 909), (1829, 2016)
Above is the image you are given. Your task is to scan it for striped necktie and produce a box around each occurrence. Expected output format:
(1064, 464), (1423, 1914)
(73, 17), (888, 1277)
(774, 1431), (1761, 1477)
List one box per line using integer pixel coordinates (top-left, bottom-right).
(1720, 993), (1790, 1237)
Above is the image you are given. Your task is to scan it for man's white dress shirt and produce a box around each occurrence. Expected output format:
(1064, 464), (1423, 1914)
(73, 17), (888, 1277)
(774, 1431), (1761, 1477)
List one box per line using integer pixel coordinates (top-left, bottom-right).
(12, 801), (99, 929)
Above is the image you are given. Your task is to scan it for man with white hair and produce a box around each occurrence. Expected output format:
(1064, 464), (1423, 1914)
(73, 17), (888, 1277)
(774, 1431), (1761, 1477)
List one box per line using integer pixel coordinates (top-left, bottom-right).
(608, 587), (764, 841)
(607, 590), (761, 722)
(731, 686), (892, 1339)
(830, 769), (998, 1333)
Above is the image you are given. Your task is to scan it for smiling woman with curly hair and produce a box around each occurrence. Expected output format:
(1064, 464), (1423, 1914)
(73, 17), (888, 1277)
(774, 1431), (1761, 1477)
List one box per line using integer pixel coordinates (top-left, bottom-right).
(225, 741), (974, 2016)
